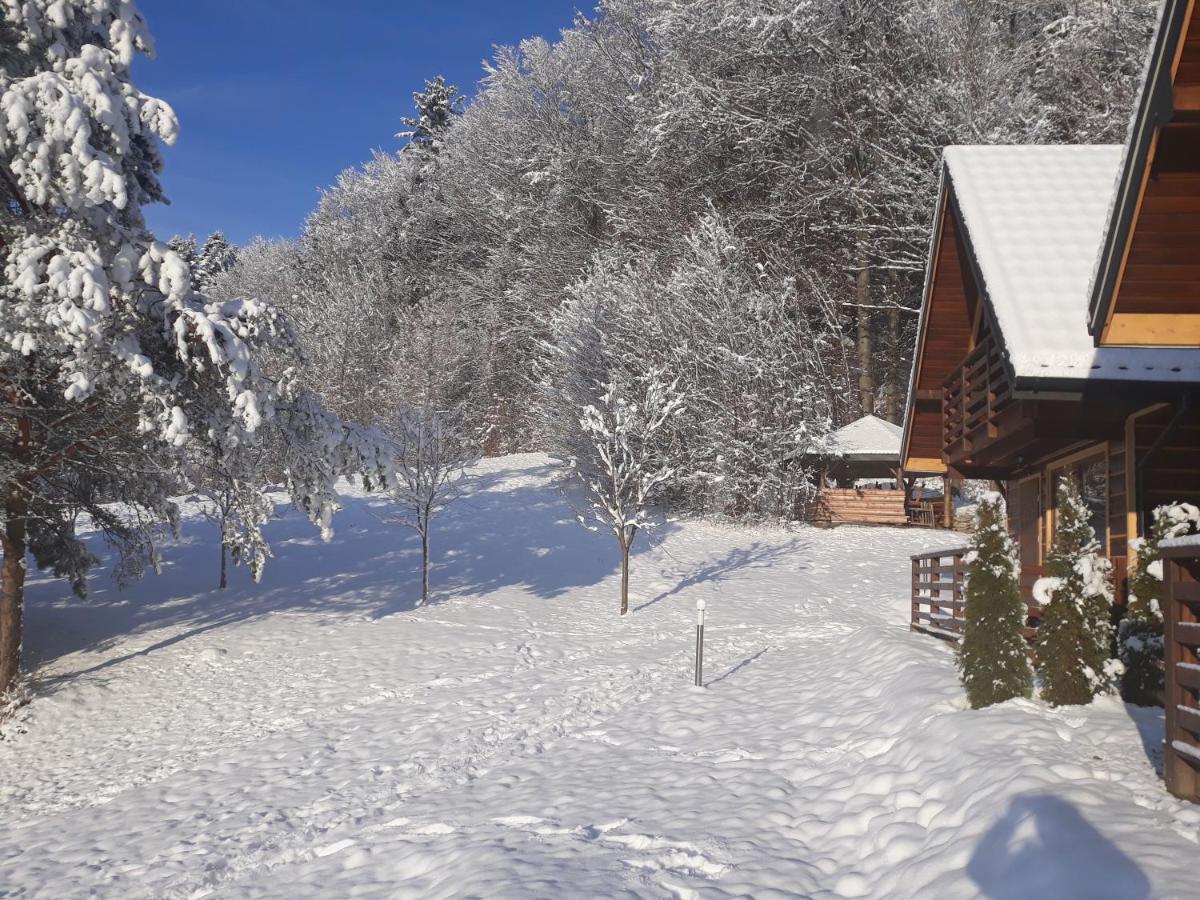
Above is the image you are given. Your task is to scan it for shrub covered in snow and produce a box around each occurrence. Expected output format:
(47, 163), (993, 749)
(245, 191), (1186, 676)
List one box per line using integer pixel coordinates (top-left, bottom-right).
(1120, 502), (1200, 706)
(958, 493), (1031, 709)
(1035, 480), (1118, 707)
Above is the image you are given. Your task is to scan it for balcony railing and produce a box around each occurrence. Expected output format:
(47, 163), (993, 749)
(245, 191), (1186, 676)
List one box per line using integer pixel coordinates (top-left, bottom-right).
(942, 334), (1013, 462)
(911, 547), (1042, 644)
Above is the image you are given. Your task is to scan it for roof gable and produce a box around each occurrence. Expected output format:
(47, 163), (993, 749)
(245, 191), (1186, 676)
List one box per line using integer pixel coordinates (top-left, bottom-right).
(944, 145), (1200, 382)
(1088, 0), (1200, 345)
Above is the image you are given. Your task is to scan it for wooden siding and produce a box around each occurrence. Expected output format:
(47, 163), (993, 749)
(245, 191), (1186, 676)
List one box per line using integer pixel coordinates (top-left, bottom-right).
(1132, 405), (1200, 524)
(812, 488), (908, 526)
(1101, 2), (1200, 344)
(904, 196), (975, 470)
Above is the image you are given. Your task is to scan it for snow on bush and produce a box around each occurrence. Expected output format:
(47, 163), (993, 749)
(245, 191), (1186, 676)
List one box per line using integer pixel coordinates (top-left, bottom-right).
(1034, 480), (1118, 706)
(958, 492), (1032, 709)
(1120, 502), (1200, 706)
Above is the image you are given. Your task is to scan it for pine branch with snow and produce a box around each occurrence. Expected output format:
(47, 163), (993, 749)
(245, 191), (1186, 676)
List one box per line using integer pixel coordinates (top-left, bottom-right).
(0, 0), (391, 694)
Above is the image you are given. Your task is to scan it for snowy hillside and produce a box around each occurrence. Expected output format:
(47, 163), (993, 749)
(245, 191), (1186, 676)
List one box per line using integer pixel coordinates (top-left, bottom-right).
(1, 454), (1196, 898)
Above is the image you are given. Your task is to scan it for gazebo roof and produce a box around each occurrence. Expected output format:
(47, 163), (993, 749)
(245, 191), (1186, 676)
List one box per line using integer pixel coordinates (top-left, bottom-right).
(829, 415), (902, 462)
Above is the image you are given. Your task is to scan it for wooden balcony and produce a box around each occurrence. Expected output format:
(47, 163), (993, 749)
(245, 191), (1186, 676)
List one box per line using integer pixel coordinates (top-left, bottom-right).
(941, 335), (1014, 466)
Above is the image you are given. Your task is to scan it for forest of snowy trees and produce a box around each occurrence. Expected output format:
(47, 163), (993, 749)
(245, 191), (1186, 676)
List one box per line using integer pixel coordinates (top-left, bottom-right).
(0, 0), (1165, 687)
(215, 0), (1157, 521)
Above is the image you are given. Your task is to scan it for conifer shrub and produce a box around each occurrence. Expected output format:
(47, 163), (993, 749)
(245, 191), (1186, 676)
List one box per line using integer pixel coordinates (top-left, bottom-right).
(959, 493), (1032, 709)
(1035, 479), (1119, 707)
(1119, 503), (1200, 706)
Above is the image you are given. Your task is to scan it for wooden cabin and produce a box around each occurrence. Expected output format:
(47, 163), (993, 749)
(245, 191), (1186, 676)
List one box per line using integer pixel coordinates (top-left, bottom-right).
(903, 0), (1200, 804)
(902, 140), (1200, 604)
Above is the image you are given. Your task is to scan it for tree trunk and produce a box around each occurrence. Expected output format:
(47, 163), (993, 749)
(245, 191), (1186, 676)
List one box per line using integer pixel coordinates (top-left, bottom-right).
(0, 414), (31, 696)
(219, 541), (228, 590)
(421, 528), (430, 606)
(883, 304), (901, 422)
(856, 267), (875, 417)
(619, 533), (630, 617)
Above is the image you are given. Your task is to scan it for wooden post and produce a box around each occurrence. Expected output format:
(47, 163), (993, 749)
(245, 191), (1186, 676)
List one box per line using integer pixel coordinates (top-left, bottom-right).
(942, 474), (953, 529)
(911, 556), (920, 631)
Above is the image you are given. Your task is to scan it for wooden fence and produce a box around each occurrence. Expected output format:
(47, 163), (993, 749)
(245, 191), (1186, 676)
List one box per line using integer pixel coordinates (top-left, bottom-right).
(1163, 540), (1200, 804)
(910, 549), (1041, 643)
(910, 547), (968, 641)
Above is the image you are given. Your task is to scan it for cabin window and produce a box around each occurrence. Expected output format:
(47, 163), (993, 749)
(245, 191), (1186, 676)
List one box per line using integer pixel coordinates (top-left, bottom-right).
(1049, 450), (1108, 553)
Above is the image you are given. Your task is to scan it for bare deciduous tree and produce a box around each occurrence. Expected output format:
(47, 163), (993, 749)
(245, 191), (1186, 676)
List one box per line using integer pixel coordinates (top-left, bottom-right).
(386, 408), (478, 606)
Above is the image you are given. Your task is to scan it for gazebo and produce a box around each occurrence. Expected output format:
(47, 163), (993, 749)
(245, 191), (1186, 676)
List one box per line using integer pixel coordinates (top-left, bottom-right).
(799, 415), (915, 526)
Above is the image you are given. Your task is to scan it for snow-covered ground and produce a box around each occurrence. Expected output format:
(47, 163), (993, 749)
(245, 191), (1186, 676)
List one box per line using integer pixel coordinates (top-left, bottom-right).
(1, 454), (1196, 898)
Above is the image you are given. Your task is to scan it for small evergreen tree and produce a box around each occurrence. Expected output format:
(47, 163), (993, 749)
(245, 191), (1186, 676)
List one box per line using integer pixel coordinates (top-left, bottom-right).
(959, 493), (1032, 708)
(1035, 479), (1118, 706)
(1120, 502), (1200, 706)
(399, 75), (463, 153)
(195, 230), (238, 289)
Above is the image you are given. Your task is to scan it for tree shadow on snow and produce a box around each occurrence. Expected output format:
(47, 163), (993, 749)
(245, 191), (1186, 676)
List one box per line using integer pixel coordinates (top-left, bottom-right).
(24, 459), (672, 681)
(633, 540), (808, 613)
(966, 793), (1150, 900)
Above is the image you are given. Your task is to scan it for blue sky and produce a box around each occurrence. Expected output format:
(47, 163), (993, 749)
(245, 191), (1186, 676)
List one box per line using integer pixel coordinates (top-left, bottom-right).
(135, 1), (580, 246)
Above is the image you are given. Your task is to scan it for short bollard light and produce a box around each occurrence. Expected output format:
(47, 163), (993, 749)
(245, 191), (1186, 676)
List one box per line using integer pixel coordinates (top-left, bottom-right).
(694, 599), (706, 688)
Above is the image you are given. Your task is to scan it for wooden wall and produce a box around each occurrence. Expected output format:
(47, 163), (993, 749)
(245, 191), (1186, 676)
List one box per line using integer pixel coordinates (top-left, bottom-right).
(1131, 404), (1200, 522)
(1102, 4), (1200, 343)
(904, 196), (976, 469)
(811, 488), (908, 526)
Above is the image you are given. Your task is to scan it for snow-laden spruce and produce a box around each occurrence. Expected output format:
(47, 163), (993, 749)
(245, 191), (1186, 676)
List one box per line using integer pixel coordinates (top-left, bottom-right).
(0, 0), (389, 694)
(1034, 480), (1120, 707)
(958, 492), (1032, 709)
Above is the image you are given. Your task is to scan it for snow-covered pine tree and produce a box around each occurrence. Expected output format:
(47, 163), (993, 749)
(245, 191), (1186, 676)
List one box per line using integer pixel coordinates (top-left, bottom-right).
(167, 234), (199, 281)
(1034, 479), (1119, 707)
(1120, 502), (1200, 706)
(0, 0), (390, 694)
(400, 75), (463, 153)
(194, 230), (237, 290)
(958, 493), (1032, 708)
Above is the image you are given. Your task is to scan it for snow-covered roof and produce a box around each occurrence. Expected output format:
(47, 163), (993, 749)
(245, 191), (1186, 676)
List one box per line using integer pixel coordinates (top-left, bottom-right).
(944, 145), (1200, 383)
(830, 415), (902, 461)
